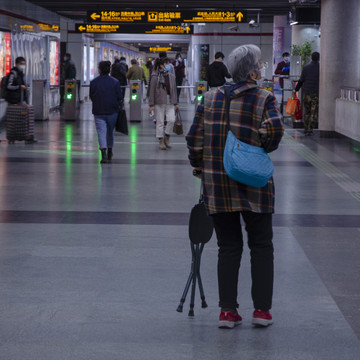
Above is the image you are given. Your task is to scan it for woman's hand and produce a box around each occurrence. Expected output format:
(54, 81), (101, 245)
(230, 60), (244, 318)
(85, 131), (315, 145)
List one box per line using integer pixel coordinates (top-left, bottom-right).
(174, 104), (179, 112)
(149, 105), (154, 114)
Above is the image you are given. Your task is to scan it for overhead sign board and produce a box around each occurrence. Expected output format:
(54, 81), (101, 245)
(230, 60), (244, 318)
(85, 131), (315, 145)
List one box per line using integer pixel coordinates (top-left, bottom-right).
(145, 25), (192, 34)
(139, 46), (182, 52)
(75, 24), (193, 34)
(75, 24), (120, 33)
(87, 10), (245, 23)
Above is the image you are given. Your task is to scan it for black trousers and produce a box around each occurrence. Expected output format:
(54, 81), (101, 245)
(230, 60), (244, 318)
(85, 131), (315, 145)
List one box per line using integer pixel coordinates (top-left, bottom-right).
(212, 211), (274, 311)
(175, 76), (183, 100)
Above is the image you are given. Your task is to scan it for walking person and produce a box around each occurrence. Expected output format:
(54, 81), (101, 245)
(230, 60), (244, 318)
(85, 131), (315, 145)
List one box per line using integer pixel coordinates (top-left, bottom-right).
(90, 61), (123, 164)
(126, 59), (146, 84)
(148, 58), (178, 150)
(111, 56), (128, 99)
(206, 52), (232, 89)
(186, 44), (284, 329)
(174, 53), (185, 102)
(294, 52), (320, 135)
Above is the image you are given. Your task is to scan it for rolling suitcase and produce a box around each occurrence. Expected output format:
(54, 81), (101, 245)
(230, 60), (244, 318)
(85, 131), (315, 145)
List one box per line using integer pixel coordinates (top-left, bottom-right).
(6, 103), (35, 144)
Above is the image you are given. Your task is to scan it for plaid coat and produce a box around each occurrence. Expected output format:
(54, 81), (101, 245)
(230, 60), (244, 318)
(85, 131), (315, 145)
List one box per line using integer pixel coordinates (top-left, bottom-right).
(186, 82), (284, 215)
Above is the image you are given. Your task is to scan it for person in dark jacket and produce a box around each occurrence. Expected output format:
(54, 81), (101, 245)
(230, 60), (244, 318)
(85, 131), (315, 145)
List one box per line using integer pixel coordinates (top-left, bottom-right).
(63, 53), (76, 80)
(294, 52), (320, 135)
(274, 52), (290, 88)
(6, 56), (37, 144)
(111, 56), (128, 98)
(90, 61), (123, 164)
(6, 57), (28, 105)
(186, 44), (284, 329)
(174, 52), (185, 102)
(206, 52), (232, 88)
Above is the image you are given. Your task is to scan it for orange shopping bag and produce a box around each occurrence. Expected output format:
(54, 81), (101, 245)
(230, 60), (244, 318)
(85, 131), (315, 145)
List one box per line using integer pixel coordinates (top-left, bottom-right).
(285, 94), (299, 115)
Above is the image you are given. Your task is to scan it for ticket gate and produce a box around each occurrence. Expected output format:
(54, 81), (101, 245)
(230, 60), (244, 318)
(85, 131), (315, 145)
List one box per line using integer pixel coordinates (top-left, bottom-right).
(195, 81), (207, 110)
(63, 80), (78, 120)
(129, 80), (142, 122)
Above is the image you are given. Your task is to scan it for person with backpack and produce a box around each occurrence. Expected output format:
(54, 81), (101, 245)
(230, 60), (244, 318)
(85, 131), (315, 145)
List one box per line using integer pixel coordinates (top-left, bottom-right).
(4, 56), (37, 144)
(3, 56), (28, 105)
(111, 56), (128, 99)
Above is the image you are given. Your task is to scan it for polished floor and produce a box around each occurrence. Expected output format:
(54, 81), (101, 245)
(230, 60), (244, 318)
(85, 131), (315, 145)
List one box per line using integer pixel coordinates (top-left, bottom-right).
(0, 98), (359, 360)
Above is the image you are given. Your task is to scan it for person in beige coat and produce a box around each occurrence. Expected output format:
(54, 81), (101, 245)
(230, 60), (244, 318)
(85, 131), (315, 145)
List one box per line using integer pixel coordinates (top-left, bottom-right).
(148, 58), (179, 150)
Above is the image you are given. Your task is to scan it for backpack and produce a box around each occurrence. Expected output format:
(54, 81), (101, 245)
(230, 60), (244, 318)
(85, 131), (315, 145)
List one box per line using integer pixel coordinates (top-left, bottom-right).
(0, 73), (10, 99)
(1, 71), (16, 100)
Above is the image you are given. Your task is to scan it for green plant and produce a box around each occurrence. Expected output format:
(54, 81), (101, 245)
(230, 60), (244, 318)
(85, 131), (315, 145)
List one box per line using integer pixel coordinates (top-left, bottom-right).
(292, 41), (314, 66)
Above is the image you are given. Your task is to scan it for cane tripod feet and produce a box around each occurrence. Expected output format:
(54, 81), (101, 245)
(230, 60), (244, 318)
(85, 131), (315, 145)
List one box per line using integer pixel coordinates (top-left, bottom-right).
(201, 299), (208, 308)
(176, 304), (184, 313)
(188, 309), (194, 317)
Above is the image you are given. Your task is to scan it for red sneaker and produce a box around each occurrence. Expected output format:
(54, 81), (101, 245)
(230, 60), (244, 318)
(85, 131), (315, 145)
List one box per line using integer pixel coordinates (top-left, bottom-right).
(218, 311), (242, 329)
(252, 309), (273, 327)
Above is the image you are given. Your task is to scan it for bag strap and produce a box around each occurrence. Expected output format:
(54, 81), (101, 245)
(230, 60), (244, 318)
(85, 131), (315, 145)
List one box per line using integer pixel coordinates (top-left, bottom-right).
(224, 85), (232, 133)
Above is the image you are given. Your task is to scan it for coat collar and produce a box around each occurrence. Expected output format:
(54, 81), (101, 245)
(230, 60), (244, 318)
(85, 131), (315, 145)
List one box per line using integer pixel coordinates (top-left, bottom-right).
(218, 81), (259, 97)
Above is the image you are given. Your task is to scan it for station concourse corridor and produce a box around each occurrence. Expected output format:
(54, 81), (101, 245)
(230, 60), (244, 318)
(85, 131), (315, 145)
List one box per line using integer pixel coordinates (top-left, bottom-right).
(0, 100), (360, 359)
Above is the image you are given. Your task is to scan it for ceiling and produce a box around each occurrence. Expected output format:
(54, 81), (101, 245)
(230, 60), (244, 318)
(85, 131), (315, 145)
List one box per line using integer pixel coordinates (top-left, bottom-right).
(25, 0), (319, 55)
(26, 0), (293, 23)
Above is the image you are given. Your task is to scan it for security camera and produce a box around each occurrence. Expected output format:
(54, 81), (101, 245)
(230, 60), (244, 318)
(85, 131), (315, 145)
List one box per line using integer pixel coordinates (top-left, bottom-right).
(228, 25), (239, 32)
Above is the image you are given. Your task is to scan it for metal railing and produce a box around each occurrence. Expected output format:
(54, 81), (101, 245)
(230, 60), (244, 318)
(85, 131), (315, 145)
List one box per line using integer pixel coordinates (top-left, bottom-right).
(340, 87), (360, 102)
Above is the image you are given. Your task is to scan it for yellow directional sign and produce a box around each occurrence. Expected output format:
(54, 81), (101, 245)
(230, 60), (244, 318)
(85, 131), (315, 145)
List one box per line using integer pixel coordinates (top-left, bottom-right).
(183, 11), (244, 23)
(75, 24), (120, 33)
(87, 9), (245, 23)
(76, 23), (192, 34)
(145, 25), (193, 34)
(90, 13), (101, 20)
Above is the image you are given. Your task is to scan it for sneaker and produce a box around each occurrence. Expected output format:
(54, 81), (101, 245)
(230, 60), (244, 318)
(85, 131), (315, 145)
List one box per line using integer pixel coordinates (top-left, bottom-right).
(218, 311), (242, 329)
(252, 309), (273, 327)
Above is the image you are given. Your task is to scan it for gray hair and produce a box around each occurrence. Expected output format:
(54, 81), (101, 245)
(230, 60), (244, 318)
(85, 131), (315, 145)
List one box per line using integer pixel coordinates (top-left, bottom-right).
(227, 44), (261, 82)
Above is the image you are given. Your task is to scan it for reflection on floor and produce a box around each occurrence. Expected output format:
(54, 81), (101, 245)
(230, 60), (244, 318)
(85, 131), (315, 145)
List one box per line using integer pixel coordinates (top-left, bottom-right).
(0, 101), (359, 359)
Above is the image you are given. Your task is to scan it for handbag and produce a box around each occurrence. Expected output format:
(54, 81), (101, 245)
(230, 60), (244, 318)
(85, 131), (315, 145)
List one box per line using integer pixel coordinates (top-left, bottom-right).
(285, 94), (300, 115)
(222, 86), (274, 188)
(115, 108), (128, 135)
(173, 109), (183, 135)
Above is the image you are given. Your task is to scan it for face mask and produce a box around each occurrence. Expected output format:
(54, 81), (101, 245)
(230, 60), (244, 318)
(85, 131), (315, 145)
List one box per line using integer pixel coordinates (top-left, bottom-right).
(285, 57), (290, 62)
(178, 57), (182, 61)
(64, 56), (68, 61)
(18, 65), (26, 72)
(165, 64), (171, 72)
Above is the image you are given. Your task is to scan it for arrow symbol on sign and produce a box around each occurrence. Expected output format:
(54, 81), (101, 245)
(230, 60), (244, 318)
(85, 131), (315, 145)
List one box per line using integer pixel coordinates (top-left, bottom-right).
(186, 26), (190, 34)
(236, 12), (244, 22)
(78, 26), (86, 31)
(91, 13), (100, 20)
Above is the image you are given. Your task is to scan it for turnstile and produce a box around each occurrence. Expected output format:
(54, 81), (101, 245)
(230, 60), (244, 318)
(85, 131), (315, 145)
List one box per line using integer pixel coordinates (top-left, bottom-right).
(194, 81), (207, 110)
(63, 80), (78, 120)
(129, 80), (142, 122)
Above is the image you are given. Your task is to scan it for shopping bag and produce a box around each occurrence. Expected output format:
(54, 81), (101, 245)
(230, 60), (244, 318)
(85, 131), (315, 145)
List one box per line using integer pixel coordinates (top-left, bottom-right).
(115, 109), (128, 135)
(173, 109), (183, 135)
(285, 94), (299, 116)
(292, 104), (302, 121)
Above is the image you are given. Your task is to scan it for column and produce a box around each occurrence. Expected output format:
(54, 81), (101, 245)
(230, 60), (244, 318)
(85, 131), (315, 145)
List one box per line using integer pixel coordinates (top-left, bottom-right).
(319, 0), (360, 134)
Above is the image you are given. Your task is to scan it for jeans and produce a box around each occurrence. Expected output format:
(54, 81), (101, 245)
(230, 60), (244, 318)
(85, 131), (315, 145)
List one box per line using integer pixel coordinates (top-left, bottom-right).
(154, 104), (175, 139)
(212, 211), (274, 311)
(94, 113), (118, 149)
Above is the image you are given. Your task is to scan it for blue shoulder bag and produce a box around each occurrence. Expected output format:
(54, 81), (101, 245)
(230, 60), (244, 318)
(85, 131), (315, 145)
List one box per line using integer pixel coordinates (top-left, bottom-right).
(223, 86), (274, 188)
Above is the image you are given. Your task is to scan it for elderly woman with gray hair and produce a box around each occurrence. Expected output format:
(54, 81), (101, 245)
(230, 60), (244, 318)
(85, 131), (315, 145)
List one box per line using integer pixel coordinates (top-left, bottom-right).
(186, 44), (284, 329)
